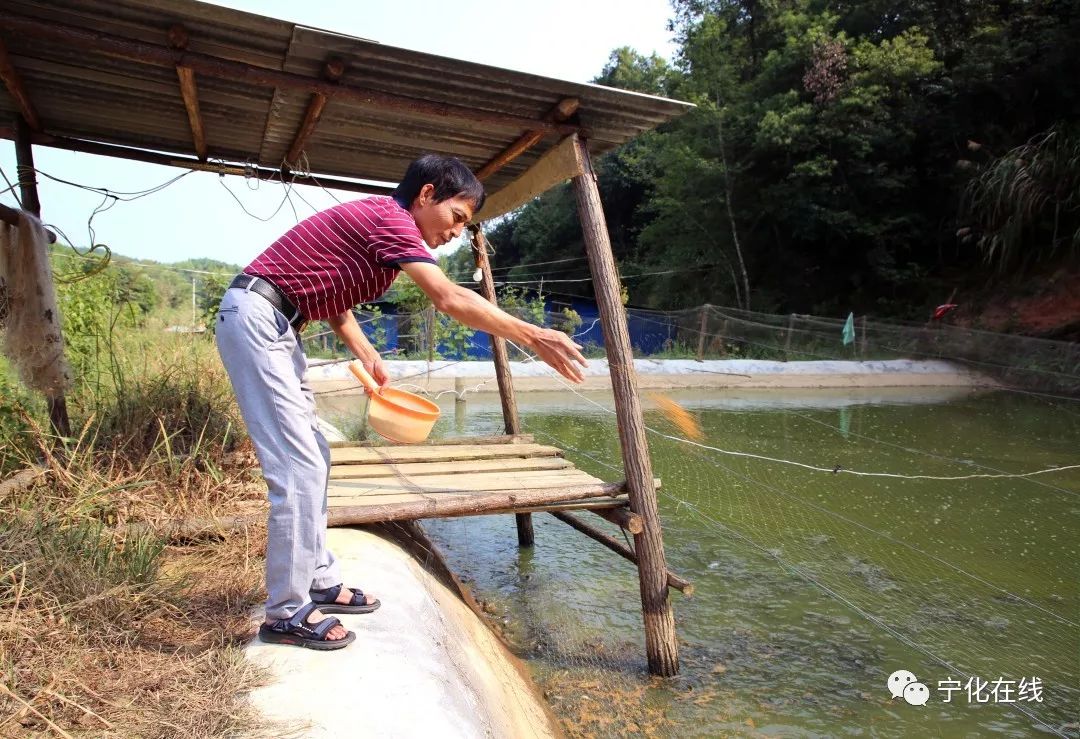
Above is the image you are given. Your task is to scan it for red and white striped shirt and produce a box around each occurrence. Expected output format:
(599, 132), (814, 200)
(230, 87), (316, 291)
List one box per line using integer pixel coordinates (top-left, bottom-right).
(244, 196), (435, 321)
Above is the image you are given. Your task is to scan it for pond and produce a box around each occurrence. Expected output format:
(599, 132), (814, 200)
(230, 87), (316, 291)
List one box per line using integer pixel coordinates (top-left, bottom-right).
(319, 385), (1080, 737)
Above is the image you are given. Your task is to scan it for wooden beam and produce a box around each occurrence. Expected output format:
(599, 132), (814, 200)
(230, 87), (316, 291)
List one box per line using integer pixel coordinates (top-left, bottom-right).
(592, 506), (643, 534)
(0, 203), (56, 243)
(550, 512), (693, 595)
(474, 97), (579, 182)
(571, 133), (679, 676)
(326, 480), (628, 526)
(472, 133), (587, 222)
(286, 59), (345, 168)
(0, 15), (579, 137)
(167, 25), (208, 161)
(0, 36), (40, 131)
(0, 128), (394, 196)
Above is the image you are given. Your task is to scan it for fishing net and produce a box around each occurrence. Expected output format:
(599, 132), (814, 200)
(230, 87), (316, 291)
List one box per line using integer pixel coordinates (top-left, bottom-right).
(0, 213), (71, 396)
(313, 304), (1079, 737)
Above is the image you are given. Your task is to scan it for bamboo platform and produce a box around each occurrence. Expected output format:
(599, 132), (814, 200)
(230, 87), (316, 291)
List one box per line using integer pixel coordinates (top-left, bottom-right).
(324, 435), (645, 527)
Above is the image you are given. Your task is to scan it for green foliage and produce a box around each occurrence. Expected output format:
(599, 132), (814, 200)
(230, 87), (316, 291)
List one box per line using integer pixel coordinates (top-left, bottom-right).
(961, 128), (1080, 271)
(496, 285), (546, 326)
(197, 273), (232, 328)
(486, 0), (1080, 317)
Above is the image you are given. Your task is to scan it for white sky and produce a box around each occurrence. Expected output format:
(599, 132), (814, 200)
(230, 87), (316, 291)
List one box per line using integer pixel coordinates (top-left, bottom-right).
(0, 0), (677, 268)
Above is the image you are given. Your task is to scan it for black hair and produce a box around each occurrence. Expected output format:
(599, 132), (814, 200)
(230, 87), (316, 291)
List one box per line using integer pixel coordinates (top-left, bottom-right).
(393, 154), (486, 211)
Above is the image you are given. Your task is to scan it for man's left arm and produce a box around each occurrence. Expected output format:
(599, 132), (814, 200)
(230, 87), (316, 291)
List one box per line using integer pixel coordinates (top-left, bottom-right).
(327, 310), (390, 386)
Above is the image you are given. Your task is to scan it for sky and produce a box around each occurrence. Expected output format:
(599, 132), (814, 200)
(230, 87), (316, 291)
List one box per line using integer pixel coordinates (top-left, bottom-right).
(0, 0), (677, 271)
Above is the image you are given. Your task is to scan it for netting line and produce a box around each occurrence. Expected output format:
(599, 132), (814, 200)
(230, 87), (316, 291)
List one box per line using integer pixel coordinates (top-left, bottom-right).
(676, 503), (1068, 738)
(704, 306), (1080, 382)
(502, 340), (1080, 484)
(785, 408), (1080, 499)
(521, 420), (1075, 630)
(308, 318), (601, 402)
(518, 419), (1072, 737)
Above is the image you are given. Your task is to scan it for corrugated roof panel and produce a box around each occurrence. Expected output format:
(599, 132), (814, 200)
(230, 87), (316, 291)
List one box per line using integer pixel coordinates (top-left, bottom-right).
(0, 0), (693, 194)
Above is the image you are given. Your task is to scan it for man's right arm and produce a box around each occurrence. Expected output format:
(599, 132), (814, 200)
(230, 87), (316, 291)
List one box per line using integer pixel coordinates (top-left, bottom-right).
(400, 261), (587, 383)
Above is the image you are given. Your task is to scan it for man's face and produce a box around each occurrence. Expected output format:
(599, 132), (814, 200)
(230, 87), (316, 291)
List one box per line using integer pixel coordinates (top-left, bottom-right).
(409, 183), (476, 248)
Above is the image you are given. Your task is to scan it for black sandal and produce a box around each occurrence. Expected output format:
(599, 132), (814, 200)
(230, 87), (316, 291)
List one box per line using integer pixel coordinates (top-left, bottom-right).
(258, 602), (356, 650)
(309, 584), (382, 615)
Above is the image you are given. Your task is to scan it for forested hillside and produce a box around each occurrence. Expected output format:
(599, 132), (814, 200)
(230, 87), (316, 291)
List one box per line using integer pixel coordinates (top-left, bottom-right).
(454, 0), (1079, 334)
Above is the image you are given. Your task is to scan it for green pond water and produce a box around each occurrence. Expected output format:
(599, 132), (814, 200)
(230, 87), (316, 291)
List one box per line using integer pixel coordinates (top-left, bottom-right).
(319, 386), (1080, 737)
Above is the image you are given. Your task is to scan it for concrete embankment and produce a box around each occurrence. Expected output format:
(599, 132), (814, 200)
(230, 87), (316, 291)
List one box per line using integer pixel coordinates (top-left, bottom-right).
(245, 528), (557, 738)
(307, 357), (990, 395)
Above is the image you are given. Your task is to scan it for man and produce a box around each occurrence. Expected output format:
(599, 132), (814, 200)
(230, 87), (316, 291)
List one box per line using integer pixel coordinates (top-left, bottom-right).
(216, 155), (587, 649)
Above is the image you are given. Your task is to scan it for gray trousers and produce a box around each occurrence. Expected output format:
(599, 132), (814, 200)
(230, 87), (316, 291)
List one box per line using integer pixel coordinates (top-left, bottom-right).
(215, 286), (341, 620)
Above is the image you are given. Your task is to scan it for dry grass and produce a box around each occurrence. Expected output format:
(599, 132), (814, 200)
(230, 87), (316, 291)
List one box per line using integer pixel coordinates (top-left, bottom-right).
(0, 334), (279, 737)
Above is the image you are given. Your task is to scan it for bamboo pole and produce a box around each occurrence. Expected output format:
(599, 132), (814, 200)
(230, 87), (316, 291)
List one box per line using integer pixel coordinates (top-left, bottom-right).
(14, 117), (70, 439)
(550, 512), (693, 595)
(571, 134), (679, 675)
(468, 225), (532, 547)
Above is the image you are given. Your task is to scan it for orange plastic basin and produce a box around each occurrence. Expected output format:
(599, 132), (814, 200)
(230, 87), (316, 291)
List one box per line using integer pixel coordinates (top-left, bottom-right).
(348, 361), (440, 444)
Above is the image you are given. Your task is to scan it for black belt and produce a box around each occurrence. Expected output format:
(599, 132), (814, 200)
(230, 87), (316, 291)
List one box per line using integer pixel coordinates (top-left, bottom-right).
(230, 274), (305, 330)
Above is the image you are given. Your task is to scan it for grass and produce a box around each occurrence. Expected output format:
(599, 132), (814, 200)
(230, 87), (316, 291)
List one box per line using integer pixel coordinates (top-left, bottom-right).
(0, 327), (276, 737)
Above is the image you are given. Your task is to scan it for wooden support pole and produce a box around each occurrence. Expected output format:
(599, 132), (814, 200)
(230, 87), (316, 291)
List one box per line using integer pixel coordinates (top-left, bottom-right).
(468, 226), (521, 436)
(571, 134), (679, 675)
(591, 505), (643, 534)
(475, 97), (580, 182)
(0, 15), (579, 137)
(286, 59), (345, 168)
(696, 303), (709, 361)
(466, 225), (531, 546)
(0, 128), (394, 196)
(14, 117), (70, 439)
(167, 25), (208, 161)
(550, 512), (692, 595)
(0, 36), (40, 131)
(784, 313), (795, 359)
(859, 315), (867, 358)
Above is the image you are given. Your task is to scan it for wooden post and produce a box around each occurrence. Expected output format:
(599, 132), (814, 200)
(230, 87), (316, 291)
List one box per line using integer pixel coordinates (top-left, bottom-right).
(14, 117), (70, 439)
(783, 313), (795, 360)
(571, 135), (679, 676)
(425, 305), (436, 381)
(468, 226), (532, 546)
(859, 315), (867, 358)
(695, 304), (709, 361)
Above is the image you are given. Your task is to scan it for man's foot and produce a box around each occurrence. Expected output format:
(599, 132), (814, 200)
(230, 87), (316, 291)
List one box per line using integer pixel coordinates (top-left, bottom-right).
(310, 584), (381, 614)
(259, 602), (354, 650)
(263, 608), (349, 641)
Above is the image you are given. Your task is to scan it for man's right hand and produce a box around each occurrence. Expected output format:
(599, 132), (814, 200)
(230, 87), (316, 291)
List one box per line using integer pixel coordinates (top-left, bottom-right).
(528, 328), (588, 383)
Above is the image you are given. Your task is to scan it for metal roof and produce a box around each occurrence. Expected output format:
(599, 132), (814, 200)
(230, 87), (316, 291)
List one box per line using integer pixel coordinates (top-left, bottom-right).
(0, 0), (693, 197)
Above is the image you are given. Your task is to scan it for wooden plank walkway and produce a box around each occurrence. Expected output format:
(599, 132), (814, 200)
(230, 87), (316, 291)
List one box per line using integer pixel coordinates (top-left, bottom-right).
(325, 437), (643, 527)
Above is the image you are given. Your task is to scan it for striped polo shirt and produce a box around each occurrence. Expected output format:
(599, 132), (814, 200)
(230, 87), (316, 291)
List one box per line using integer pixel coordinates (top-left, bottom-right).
(244, 195), (436, 321)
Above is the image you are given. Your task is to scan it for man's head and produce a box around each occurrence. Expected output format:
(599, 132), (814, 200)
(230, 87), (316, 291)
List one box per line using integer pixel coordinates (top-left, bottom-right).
(394, 155), (486, 248)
